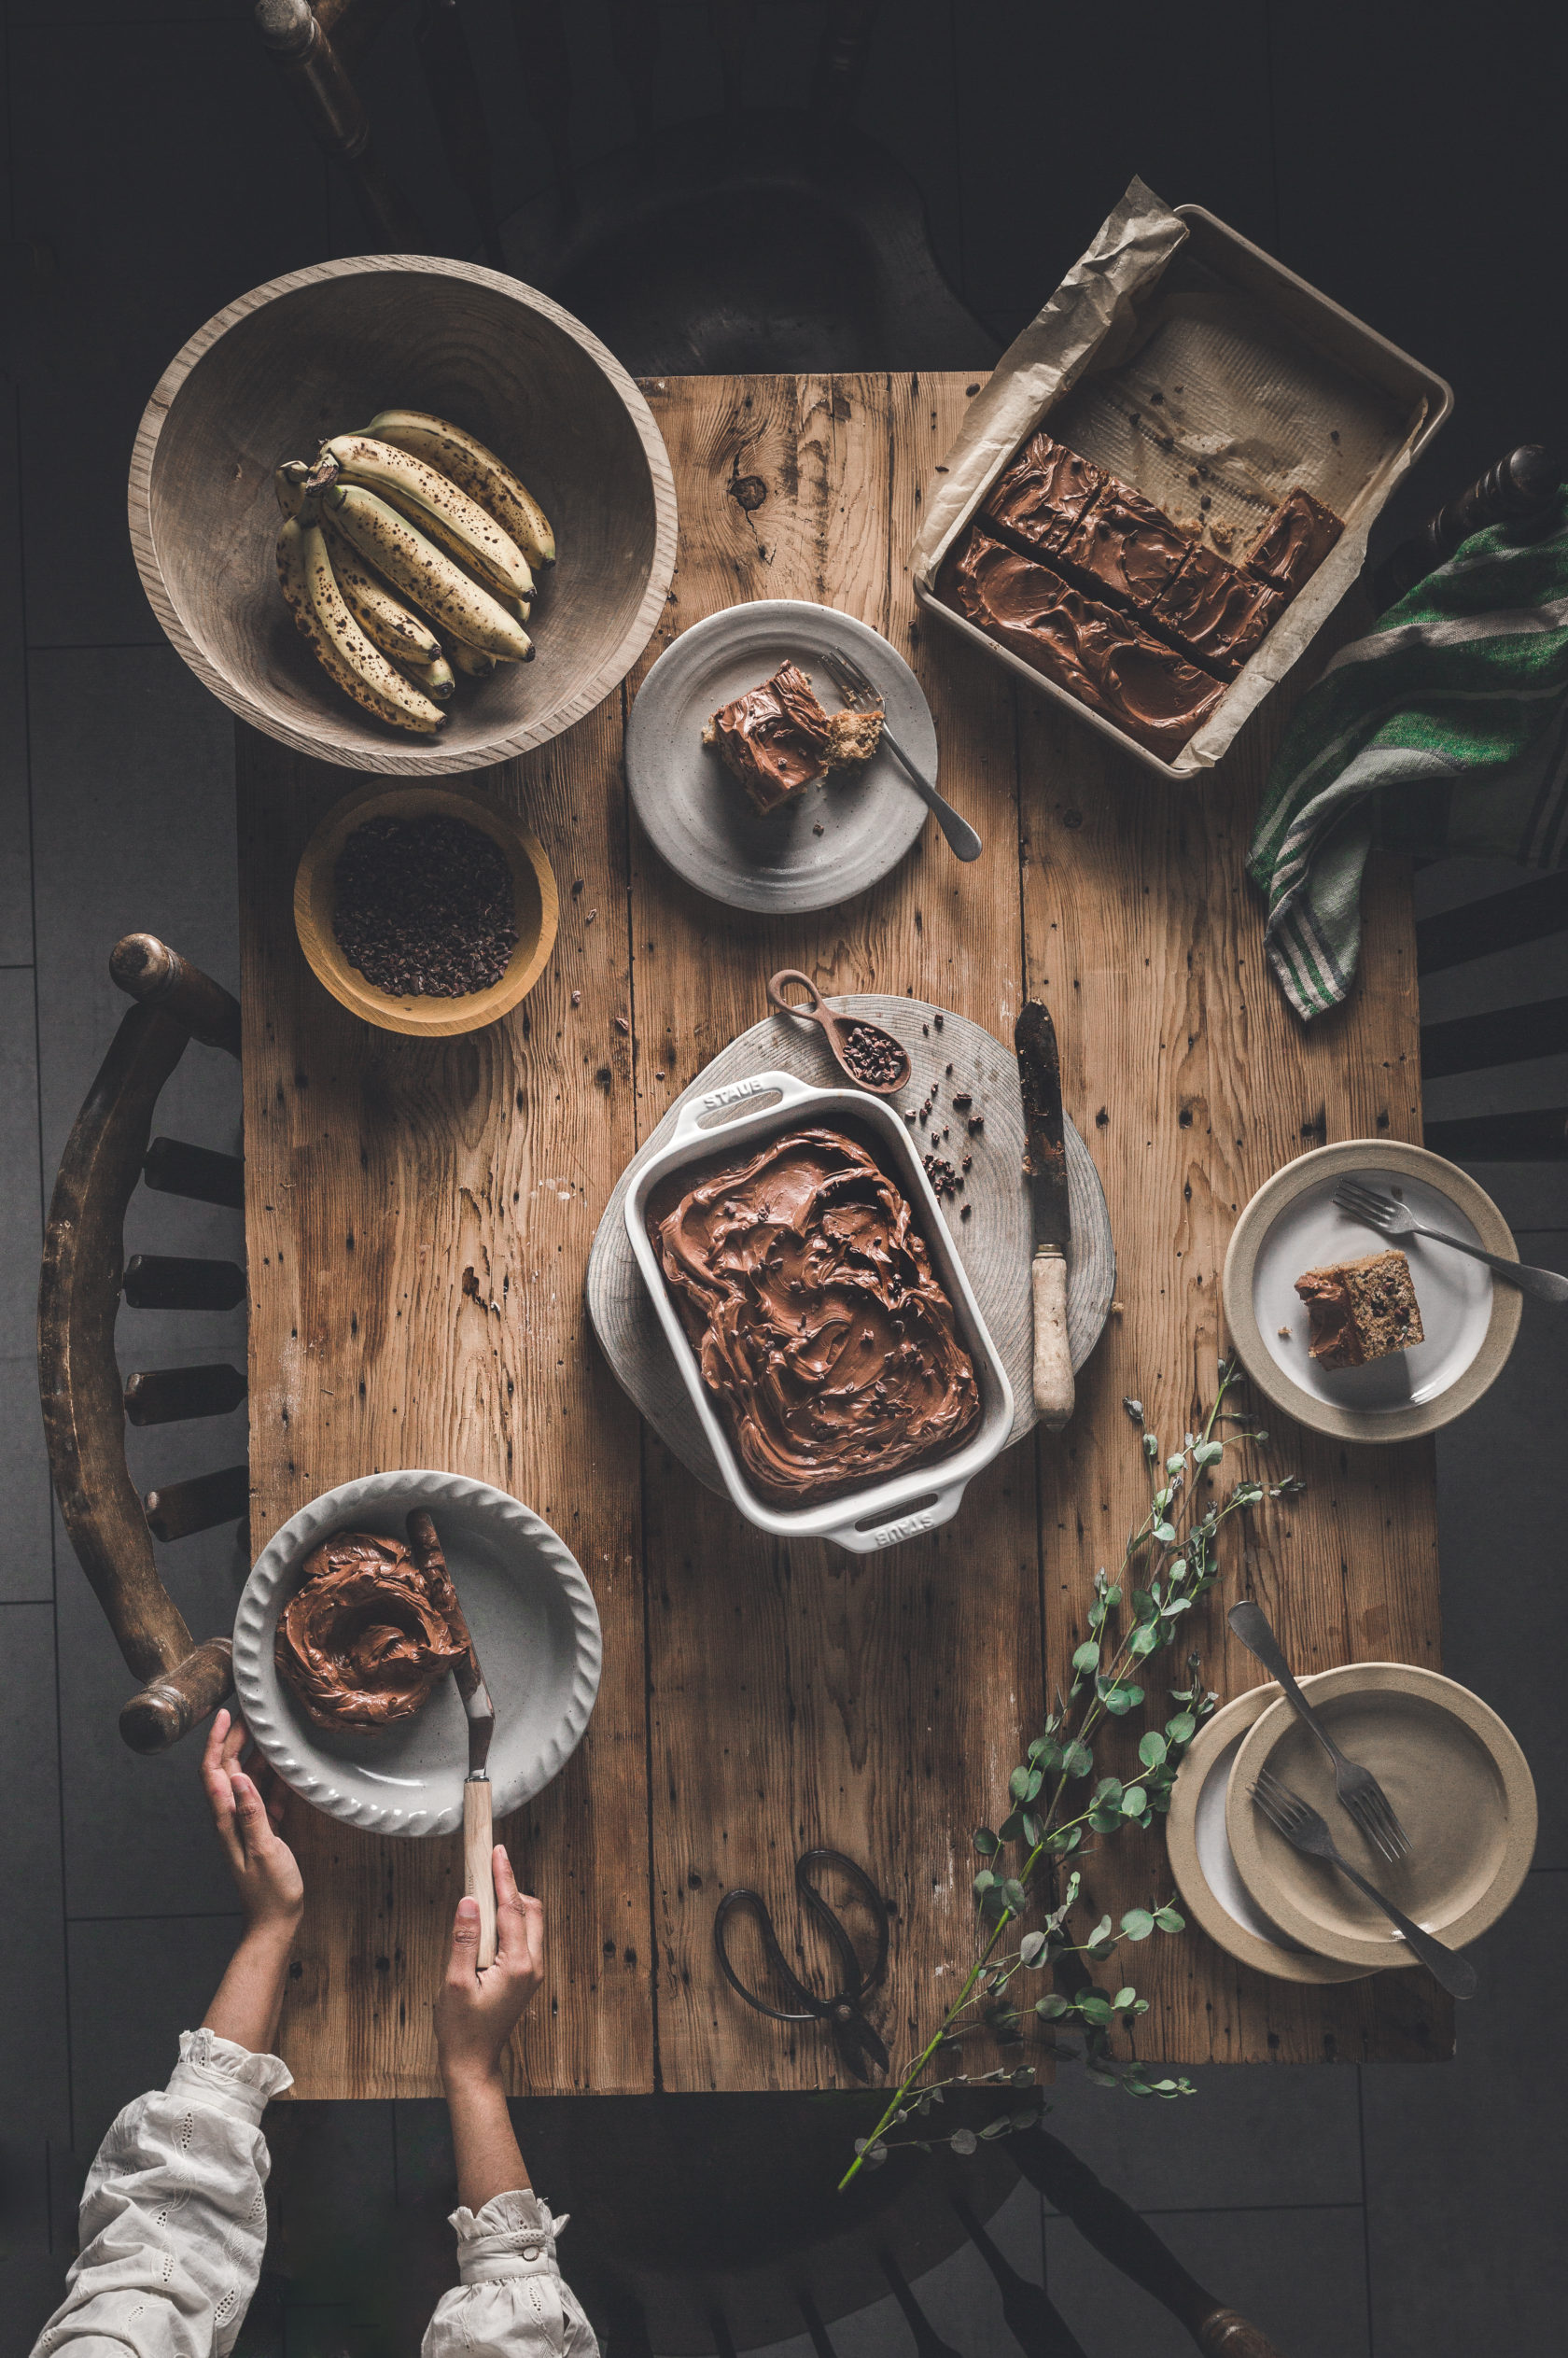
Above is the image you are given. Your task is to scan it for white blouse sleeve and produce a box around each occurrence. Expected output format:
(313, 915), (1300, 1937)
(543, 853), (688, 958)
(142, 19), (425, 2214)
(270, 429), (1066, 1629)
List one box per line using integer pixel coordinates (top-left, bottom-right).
(30, 2028), (292, 2358)
(423, 2190), (600, 2358)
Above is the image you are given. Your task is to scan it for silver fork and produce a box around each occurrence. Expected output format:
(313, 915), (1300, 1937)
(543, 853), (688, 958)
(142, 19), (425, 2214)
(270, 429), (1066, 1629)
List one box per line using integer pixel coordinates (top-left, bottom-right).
(818, 645), (983, 863)
(1334, 1177), (1568, 1304)
(1227, 1601), (1411, 1864)
(1251, 1768), (1477, 1999)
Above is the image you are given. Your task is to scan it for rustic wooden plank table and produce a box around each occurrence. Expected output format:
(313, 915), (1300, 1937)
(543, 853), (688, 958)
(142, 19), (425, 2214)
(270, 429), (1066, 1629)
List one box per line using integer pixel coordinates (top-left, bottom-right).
(237, 372), (1450, 2101)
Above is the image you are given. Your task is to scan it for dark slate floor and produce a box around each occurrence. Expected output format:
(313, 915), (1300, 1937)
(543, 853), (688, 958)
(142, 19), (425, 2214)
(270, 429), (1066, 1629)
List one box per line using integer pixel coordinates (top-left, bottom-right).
(2, 5), (1565, 2354)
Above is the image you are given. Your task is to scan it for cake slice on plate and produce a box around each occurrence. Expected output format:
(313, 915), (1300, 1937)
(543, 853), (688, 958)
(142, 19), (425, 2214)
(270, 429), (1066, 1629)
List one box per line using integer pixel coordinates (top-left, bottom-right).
(1295, 1246), (1424, 1369)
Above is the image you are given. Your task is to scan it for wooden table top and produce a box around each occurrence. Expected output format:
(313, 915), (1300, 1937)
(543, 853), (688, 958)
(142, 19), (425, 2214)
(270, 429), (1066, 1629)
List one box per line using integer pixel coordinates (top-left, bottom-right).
(238, 372), (1450, 2101)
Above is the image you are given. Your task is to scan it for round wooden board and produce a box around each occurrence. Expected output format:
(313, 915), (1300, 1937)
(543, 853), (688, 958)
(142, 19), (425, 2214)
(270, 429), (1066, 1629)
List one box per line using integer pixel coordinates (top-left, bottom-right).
(586, 997), (1114, 1492)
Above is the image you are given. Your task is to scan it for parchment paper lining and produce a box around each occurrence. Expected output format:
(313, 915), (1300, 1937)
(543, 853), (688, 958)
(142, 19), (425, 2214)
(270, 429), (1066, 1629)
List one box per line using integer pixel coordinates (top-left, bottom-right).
(914, 178), (1440, 777)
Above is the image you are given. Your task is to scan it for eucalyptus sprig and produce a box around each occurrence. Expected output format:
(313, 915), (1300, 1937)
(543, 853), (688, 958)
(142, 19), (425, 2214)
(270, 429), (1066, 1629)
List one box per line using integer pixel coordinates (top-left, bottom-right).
(838, 1358), (1301, 2191)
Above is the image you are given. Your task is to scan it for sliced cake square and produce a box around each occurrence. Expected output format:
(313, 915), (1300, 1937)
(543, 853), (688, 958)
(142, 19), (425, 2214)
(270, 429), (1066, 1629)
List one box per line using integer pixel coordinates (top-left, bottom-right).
(1295, 1246), (1424, 1368)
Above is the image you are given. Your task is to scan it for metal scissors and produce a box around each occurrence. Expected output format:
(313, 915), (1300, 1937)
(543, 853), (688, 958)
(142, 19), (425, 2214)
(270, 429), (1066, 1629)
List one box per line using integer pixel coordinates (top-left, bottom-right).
(713, 1847), (890, 2083)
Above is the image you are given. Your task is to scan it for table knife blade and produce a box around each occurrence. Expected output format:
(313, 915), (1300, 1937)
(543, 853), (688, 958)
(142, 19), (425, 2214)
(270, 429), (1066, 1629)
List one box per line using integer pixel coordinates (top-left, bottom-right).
(1014, 1000), (1073, 1432)
(407, 1509), (498, 1966)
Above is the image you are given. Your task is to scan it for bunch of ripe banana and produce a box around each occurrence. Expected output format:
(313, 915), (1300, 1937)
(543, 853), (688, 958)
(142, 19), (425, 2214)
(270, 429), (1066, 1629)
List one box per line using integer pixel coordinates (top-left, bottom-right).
(273, 410), (555, 737)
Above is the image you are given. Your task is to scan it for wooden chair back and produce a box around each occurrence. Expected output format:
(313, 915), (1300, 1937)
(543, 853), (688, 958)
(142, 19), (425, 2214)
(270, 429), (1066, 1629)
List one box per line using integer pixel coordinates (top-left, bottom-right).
(254, 0), (995, 374)
(38, 934), (247, 1753)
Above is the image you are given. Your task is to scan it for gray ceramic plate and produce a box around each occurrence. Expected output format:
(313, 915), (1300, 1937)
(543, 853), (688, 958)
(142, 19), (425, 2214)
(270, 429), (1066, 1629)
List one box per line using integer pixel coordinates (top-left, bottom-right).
(624, 598), (937, 912)
(1166, 1684), (1377, 1984)
(1226, 1662), (1538, 1968)
(1221, 1141), (1521, 1442)
(232, 1469), (602, 1837)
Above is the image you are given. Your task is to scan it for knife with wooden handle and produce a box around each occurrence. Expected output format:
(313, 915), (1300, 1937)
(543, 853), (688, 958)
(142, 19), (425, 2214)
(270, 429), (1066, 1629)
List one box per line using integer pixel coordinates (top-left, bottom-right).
(407, 1509), (498, 1968)
(1015, 1001), (1074, 1431)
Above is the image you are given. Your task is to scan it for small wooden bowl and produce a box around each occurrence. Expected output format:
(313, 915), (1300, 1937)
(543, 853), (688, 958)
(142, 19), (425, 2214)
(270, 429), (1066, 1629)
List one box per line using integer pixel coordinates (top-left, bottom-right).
(129, 254), (677, 774)
(294, 781), (559, 1037)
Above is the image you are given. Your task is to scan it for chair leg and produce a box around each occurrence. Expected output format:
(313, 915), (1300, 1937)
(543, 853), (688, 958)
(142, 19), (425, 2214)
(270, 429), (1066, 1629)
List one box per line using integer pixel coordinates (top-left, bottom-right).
(255, 0), (427, 252)
(1012, 2131), (1293, 2358)
(119, 1636), (234, 1754)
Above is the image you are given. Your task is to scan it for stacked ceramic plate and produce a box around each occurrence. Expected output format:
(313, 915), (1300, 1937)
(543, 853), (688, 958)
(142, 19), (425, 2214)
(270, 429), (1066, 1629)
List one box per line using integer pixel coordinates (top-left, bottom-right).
(1168, 1664), (1537, 1983)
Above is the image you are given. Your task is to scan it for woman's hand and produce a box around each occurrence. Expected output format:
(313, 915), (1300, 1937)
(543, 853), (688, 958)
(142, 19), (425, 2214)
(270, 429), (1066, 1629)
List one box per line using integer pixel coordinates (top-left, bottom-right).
(202, 1708), (304, 1938)
(435, 1846), (544, 2090)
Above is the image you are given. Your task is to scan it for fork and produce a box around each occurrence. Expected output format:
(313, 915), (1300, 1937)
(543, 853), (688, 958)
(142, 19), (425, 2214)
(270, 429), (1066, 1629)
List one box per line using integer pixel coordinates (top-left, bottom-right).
(1251, 1768), (1477, 1999)
(818, 645), (983, 863)
(1334, 1177), (1568, 1303)
(1227, 1601), (1411, 1864)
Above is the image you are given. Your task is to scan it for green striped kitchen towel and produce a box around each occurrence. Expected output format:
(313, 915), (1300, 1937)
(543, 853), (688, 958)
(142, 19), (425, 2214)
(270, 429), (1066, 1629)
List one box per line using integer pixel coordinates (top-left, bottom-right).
(1248, 487), (1568, 1019)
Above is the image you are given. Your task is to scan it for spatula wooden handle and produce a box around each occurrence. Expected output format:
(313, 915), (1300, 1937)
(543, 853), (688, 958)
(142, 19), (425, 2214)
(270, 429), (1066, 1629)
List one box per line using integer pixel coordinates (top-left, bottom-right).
(1031, 1248), (1074, 1431)
(463, 1779), (497, 1968)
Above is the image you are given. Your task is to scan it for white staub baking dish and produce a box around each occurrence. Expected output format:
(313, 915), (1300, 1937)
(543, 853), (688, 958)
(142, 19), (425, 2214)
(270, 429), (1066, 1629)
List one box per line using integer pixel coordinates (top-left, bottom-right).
(624, 1069), (1015, 1553)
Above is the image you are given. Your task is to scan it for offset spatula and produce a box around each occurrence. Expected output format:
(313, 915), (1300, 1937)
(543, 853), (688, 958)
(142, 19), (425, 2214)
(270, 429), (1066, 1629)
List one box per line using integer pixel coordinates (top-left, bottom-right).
(407, 1509), (498, 1968)
(1015, 1000), (1073, 1431)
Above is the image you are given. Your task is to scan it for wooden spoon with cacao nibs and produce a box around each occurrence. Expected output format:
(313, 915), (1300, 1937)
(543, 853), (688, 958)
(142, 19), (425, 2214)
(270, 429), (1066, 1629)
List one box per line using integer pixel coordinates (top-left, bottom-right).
(765, 970), (912, 1096)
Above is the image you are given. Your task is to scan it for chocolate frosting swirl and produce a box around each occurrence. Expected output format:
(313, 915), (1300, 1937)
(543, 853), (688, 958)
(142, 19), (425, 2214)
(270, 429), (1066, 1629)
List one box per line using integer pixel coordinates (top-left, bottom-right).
(938, 526), (1224, 758)
(275, 1529), (468, 1730)
(708, 661), (833, 814)
(651, 1127), (981, 1507)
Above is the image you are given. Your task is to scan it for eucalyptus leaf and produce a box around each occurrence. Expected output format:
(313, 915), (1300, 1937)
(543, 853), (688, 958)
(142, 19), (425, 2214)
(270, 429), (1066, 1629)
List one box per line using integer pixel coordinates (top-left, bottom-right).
(1076, 1993), (1112, 2026)
(949, 2127), (978, 2156)
(1138, 1731), (1169, 1769)
(1120, 1787), (1147, 1815)
(1018, 1931), (1047, 1968)
(1060, 1741), (1093, 1778)
(1113, 1986), (1138, 2010)
(973, 1827), (1001, 1856)
(1071, 1640), (1101, 1674)
(1165, 1711), (1197, 1745)
(1155, 1904), (1186, 1934)
(1120, 1908), (1155, 1941)
(1036, 1993), (1071, 2019)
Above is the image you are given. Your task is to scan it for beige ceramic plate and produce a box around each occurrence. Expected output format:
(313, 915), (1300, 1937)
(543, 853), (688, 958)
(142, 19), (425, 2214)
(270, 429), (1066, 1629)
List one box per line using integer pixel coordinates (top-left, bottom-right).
(1167, 1684), (1377, 1984)
(1226, 1663), (1537, 1969)
(294, 779), (558, 1036)
(1222, 1140), (1521, 1442)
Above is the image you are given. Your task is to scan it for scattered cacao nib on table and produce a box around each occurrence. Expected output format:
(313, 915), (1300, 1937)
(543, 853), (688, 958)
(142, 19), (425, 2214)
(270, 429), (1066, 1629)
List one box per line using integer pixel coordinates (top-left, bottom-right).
(333, 814), (516, 998)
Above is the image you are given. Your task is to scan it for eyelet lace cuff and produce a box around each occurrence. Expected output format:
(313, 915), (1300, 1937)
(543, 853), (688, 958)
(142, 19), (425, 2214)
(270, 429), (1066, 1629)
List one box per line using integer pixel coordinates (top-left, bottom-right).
(450, 2189), (570, 2283)
(169, 2028), (294, 2124)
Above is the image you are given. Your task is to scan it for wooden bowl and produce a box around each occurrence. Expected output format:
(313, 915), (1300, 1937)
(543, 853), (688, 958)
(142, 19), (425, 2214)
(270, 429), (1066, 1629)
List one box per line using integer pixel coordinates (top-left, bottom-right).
(130, 254), (678, 774)
(294, 781), (559, 1036)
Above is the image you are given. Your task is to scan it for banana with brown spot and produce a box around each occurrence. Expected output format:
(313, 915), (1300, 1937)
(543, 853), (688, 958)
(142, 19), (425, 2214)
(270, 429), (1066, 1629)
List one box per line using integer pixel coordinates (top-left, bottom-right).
(324, 484), (533, 662)
(367, 409), (555, 572)
(322, 433), (535, 605)
(323, 524), (444, 665)
(401, 653), (455, 701)
(446, 638), (497, 680)
(276, 515), (445, 735)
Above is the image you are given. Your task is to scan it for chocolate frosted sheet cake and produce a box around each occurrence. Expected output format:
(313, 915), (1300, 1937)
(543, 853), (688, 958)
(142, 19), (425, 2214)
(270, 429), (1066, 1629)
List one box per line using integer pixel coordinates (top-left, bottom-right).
(647, 1126), (981, 1508)
(1295, 1246), (1424, 1369)
(702, 660), (835, 816)
(1056, 484), (1195, 611)
(937, 526), (1225, 759)
(1245, 486), (1345, 598)
(1150, 543), (1285, 677)
(983, 430), (1108, 560)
